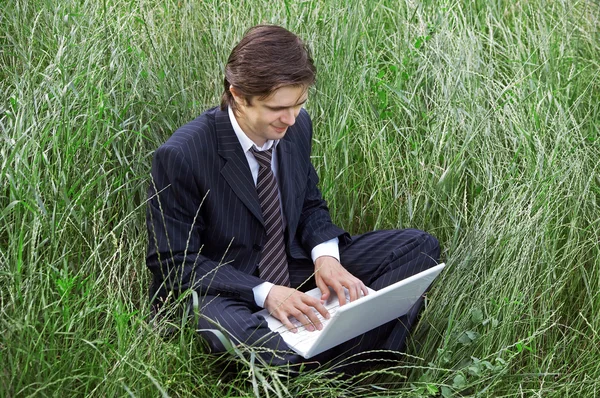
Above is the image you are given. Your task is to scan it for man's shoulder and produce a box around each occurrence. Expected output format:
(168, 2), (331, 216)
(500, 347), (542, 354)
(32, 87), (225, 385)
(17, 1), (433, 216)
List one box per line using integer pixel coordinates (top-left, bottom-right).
(296, 108), (312, 128)
(154, 107), (225, 161)
(163, 106), (220, 147)
(282, 108), (313, 149)
(283, 107), (311, 137)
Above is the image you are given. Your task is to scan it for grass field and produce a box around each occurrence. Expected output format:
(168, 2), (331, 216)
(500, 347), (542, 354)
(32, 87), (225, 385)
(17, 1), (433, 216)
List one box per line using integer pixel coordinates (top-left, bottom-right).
(1, 0), (599, 396)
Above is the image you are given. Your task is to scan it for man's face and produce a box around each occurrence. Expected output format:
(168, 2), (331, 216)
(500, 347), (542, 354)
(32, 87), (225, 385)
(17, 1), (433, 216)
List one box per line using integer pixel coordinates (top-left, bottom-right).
(232, 85), (308, 146)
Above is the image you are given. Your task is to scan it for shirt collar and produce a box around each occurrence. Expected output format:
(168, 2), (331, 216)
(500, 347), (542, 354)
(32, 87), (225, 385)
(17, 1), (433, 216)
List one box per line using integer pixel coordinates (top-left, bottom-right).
(228, 106), (278, 153)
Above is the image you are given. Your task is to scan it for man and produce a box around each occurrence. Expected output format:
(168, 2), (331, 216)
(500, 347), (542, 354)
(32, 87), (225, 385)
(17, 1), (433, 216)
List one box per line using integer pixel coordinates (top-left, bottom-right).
(146, 25), (440, 370)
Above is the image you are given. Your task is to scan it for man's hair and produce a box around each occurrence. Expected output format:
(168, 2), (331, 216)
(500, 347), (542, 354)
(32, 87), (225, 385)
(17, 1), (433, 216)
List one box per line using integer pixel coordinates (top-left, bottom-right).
(220, 25), (316, 111)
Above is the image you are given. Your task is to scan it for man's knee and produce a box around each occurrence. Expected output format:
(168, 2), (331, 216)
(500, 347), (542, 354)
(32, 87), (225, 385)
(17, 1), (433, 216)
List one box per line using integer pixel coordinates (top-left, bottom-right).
(416, 230), (440, 262)
(391, 228), (440, 271)
(194, 302), (293, 359)
(196, 317), (302, 367)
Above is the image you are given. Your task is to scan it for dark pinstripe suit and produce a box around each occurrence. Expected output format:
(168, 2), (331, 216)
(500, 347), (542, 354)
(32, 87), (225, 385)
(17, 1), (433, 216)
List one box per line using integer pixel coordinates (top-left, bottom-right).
(146, 106), (440, 368)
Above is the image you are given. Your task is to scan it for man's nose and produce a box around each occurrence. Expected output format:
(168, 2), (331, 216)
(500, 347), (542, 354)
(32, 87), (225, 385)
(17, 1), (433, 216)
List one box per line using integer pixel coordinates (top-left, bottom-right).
(280, 109), (296, 126)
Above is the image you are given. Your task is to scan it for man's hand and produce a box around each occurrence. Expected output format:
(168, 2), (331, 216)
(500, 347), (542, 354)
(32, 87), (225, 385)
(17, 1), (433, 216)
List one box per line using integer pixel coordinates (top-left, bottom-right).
(264, 285), (330, 333)
(314, 256), (369, 306)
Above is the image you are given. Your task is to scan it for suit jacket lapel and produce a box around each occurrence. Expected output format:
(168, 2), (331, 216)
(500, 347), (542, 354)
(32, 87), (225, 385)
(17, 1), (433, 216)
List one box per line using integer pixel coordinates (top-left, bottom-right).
(277, 137), (302, 239)
(215, 109), (264, 226)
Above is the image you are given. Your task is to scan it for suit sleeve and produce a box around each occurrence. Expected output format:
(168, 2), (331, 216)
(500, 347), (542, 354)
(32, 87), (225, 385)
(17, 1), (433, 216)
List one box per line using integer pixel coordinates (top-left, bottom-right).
(295, 114), (350, 252)
(146, 145), (263, 304)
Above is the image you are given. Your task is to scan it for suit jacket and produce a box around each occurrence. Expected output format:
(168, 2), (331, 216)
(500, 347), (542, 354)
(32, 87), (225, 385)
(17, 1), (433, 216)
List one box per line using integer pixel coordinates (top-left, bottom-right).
(146, 107), (350, 306)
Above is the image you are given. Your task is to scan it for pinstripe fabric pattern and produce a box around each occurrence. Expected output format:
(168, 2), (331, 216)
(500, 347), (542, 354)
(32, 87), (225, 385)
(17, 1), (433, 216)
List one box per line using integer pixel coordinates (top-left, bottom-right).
(146, 107), (346, 306)
(146, 106), (441, 370)
(251, 148), (290, 286)
(195, 228), (440, 368)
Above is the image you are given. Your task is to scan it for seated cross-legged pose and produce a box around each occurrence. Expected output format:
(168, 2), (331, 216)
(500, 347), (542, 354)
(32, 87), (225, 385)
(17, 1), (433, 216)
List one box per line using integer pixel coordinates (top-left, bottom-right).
(146, 24), (440, 371)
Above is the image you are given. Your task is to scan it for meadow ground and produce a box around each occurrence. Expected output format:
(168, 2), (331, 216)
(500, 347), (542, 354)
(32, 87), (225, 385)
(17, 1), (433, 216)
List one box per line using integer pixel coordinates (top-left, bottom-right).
(1, 0), (599, 396)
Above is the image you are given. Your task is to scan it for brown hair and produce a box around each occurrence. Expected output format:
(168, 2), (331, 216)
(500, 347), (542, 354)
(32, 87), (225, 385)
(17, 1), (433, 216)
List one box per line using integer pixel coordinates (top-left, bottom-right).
(220, 25), (316, 111)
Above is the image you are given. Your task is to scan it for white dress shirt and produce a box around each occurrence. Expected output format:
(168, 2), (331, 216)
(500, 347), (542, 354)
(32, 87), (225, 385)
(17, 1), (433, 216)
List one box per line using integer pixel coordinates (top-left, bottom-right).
(227, 107), (339, 307)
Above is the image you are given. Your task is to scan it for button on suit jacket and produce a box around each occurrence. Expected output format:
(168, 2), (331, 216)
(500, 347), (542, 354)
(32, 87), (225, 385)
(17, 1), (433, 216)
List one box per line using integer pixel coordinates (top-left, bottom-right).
(146, 107), (350, 306)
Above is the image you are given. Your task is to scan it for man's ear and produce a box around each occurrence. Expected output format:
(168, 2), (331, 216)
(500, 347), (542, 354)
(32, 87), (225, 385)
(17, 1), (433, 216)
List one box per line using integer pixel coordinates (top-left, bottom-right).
(229, 85), (246, 107)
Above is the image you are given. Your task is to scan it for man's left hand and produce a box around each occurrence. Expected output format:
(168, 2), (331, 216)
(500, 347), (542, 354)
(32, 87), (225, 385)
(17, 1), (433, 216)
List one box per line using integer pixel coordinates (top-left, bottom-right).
(314, 256), (368, 306)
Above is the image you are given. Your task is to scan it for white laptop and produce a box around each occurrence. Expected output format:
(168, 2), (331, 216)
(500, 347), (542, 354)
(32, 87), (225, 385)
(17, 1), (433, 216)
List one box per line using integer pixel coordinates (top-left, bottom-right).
(256, 263), (446, 358)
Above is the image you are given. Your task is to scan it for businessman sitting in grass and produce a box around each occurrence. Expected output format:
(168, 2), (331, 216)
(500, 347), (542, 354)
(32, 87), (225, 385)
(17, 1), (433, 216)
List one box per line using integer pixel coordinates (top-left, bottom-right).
(146, 24), (440, 371)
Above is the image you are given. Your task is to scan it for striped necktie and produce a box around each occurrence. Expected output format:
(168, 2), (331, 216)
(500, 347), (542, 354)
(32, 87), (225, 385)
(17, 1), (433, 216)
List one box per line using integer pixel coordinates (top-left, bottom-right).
(251, 147), (290, 287)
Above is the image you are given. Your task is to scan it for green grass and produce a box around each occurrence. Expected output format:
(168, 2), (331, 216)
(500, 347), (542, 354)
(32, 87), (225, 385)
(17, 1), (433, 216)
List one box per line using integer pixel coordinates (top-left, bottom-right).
(1, 0), (599, 396)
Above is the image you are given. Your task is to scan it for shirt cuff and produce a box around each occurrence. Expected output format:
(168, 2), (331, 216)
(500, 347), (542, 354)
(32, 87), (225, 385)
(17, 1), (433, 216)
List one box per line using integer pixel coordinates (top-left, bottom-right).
(252, 281), (275, 308)
(310, 237), (340, 263)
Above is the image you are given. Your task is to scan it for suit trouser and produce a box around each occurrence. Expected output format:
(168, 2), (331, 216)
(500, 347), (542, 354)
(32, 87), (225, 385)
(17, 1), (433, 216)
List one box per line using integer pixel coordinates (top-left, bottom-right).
(195, 228), (440, 369)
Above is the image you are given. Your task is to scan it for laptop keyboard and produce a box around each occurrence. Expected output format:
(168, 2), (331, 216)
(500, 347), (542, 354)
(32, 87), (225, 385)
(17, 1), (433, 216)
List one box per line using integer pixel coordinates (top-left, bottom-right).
(283, 290), (351, 337)
(287, 306), (339, 338)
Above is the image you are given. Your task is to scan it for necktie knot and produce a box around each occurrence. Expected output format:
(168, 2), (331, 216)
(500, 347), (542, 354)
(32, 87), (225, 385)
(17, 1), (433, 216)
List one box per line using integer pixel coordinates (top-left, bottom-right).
(251, 147), (273, 169)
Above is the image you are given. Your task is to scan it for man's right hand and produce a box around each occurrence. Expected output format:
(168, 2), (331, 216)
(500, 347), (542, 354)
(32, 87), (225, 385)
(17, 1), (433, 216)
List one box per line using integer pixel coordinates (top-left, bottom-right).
(264, 286), (330, 333)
